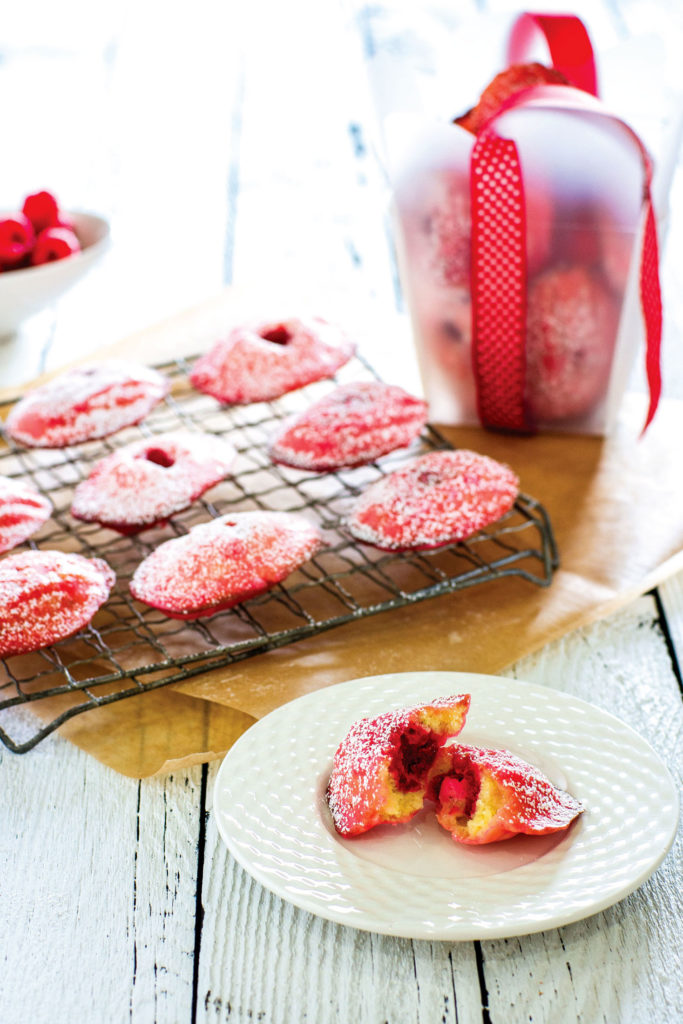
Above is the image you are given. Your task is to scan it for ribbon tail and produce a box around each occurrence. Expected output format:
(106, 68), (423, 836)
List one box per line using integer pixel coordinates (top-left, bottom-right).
(640, 199), (663, 434)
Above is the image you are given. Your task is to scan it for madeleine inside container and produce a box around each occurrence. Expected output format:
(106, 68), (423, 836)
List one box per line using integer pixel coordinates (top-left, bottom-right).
(390, 105), (646, 435)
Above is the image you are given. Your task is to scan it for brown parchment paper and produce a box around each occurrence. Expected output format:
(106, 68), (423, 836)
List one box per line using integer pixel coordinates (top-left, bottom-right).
(3, 288), (683, 777)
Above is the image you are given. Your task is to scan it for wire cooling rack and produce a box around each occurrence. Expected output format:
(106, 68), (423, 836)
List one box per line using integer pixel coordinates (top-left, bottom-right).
(0, 354), (558, 752)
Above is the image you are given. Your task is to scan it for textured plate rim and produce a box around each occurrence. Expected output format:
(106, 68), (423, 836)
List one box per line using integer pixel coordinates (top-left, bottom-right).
(213, 671), (679, 941)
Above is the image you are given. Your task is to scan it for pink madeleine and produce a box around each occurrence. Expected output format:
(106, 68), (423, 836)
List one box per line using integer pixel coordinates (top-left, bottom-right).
(327, 695), (471, 837)
(189, 317), (355, 404)
(130, 510), (323, 619)
(71, 431), (236, 534)
(6, 360), (169, 448)
(0, 550), (115, 658)
(269, 381), (428, 471)
(428, 744), (583, 844)
(525, 265), (620, 422)
(347, 449), (519, 551)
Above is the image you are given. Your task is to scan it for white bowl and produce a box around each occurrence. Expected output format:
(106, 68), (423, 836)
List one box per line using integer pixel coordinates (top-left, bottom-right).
(0, 211), (111, 336)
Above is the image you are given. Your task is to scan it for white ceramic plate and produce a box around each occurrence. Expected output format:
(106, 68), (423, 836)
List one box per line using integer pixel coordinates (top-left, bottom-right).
(213, 671), (679, 940)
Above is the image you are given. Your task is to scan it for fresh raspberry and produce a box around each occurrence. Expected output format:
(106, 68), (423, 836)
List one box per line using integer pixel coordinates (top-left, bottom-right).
(71, 431), (237, 534)
(269, 381), (428, 471)
(129, 511), (323, 619)
(429, 744), (583, 844)
(31, 226), (81, 266)
(190, 317), (356, 404)
(326, 695), (471, 837)
(454, 62), (570, 135)
(0, 214), (35, 269)
(21, 190), (61, 234)
(347, 449), (519, 551)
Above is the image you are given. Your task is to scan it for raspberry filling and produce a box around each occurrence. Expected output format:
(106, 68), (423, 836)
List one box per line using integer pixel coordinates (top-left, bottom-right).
(143, 447), (175, 468)
(434, 759), (481, 821)
(389, 723), (439, 792)
(260, 325), (292, 345)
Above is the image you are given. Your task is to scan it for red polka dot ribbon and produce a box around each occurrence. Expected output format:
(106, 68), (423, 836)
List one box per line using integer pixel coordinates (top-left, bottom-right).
(470, 14), (662, 434)
(470, 133), (528, 432)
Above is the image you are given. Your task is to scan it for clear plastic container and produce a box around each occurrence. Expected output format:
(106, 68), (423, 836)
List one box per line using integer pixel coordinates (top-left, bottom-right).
(390, 102), (648, 434)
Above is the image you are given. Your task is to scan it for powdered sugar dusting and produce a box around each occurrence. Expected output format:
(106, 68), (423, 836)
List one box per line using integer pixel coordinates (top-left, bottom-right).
(71, 430), (237, 534)
(130, 510), (323, 618)
(0, 550), (115, 657)
(347, 449), (519, 551)
(6, 360), (170, 448)
(269, 381), (428, 471)
(326, 694), (470, 837)
(189, 316), (356, 404)
(0, 475), (52, 553)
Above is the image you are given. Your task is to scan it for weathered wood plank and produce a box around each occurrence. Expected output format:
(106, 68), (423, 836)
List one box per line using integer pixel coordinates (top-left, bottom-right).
(478, 597), (683, 1024)
(0, 714), (202, 1023)
(130, 767), (204, 1023)
(657, 574), (683, 687)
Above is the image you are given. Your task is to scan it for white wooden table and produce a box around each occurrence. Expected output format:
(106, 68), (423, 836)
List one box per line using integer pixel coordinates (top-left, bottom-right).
(1, 2), (682, 1021)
